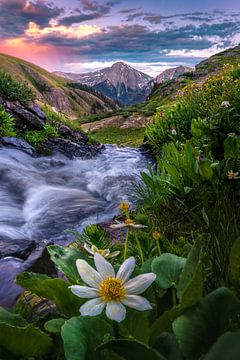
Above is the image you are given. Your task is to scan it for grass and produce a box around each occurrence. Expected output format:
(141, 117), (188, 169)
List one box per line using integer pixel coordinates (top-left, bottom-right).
(89, 127), (146, 147)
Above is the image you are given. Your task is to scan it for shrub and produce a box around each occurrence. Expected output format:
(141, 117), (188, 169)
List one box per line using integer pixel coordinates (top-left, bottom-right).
(23, 123), (59, 147)
(0, 71), (35, 105)
(0, 106), (16, 137)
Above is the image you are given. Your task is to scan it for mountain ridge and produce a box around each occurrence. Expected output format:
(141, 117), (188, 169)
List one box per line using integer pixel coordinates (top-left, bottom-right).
(0, 53), (117, 118)
(54, 62), (153, 106)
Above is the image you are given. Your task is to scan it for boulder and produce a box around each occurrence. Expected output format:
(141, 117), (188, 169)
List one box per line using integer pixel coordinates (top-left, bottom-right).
(0, 96), (46, 130)
(0, 137), (36, 155)
(42, 138), (104, 159)
(0, 238), (36, 260)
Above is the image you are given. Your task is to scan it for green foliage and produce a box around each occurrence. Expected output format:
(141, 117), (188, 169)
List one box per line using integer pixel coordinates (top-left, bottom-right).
(16, 272), (83, 317)
(0, 307), (52, 358)
(0, 106), (16, 137)
(173, 287), (240, 359)
(98, 339), (167, 360)
(0, 70), (34, 104)
(47, 244), (88, 284)
(89, 126), (145, 147)
(23, 122), (59, 146)
(61, 316), (113, 360)
(204, 331), (240, 360)
(152, 254), (186, 289)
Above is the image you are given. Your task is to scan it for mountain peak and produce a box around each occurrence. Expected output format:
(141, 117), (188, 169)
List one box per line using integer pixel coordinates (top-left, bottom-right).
(154, 66), (194, 84)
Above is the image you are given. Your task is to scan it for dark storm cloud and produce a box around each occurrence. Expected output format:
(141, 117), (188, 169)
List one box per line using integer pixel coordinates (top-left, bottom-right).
(0, 0), (63, 37)
(59, 0), (122, 25)
(120, 7), (141, 14)
(33, 23), (219, 60)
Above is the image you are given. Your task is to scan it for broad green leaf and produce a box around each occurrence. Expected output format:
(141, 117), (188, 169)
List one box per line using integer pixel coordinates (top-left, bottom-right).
(120, 308), (151, 343)
(97, 339), (167, 360)
(152, 254), (186, 289)
(44, 318), (66, 334)
(173, 287), (240, 360)
(204, 331), (240, 360)
(230, 238), (240, 285)
(176, 239), (203, 304)
(0, 323), (52, 358)
(47, 244), (88, 283)
(61, 316), (113, 360)
(153, 332), (183, 360)
(149, 304), (184, 346)
(16, 272), (83, 317)
(0, 306), (27, 327)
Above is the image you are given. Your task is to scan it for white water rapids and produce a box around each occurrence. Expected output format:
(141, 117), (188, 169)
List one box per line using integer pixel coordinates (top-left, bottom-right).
(0, 145), (148, 243)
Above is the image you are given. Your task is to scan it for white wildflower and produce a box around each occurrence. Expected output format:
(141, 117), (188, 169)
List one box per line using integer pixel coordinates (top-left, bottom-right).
(84, 243), (120, 259)
(69, 254), (156, 322)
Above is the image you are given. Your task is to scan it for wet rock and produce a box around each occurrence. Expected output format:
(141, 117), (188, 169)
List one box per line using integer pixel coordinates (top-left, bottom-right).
(42, 138), (104, 159)
(0, 137), (36, 155)
(0, 238), (36, 260)
(0, 96), (46, 130)
(0, 257), (25, 309)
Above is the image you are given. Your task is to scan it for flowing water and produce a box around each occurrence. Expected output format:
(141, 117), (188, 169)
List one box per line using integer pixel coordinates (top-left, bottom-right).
(0, 145), (148, 244)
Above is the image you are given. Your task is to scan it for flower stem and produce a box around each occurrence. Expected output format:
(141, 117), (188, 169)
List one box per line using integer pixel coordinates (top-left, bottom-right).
(172, 286), (177, 306)
(113, 321), (119, 339)
(124, 229), (129, 260)
(156, 239), (162, 256)
(136, 236), (144, 265)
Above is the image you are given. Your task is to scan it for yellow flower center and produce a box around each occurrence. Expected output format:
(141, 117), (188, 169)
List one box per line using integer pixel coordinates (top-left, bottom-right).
(119, 202), (129, 211)
(124, 219), (135, 225)
(99, 277), (125, 301)
(97, 249), (104, 254)
(152, 231), (161, 240)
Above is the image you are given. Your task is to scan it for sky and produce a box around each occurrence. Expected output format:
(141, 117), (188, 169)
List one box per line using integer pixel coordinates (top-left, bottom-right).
(0, 0), (240, 76)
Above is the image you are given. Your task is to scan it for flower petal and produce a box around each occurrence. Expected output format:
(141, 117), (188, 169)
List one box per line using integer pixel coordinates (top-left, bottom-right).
(122, 295), (152, 311)
(132, 224), (147, 228)
(80, 298), (106, 316)
(84, 243), (94, 255)
(76, 259), (102, 288)
(125, 273), (156, 294)
(110, 223), (127, 229)
(106, 251), (120, 259)
(69, 285), (99, 299)
(106, 301), (126, 323)
(94, 253), (115, 279)
(117, 256), (135, 283)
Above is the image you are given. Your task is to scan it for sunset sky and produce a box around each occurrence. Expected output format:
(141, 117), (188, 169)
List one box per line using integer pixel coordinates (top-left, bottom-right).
(0, 0), (240, 76)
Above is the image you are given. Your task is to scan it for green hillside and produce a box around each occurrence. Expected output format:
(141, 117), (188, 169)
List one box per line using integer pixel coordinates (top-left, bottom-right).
(0, 53), (116, 118)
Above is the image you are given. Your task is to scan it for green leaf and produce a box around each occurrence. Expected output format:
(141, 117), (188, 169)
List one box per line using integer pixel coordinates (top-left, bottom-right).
(176, 239), (203, 304)
(44, 318), (66, 334)
(0, 307), (27, 327)
(47, 244), (88, 283)
(204, 331), (240, 360)
(16, 272), (83, 317)
(97, 339), (167, 360)
(153, 332), (183, 360)
(149, 304), (184, 346)
(0, 323), (52, 358)
(230, 238), (240, 285)
(120, 308), (151, 343)
(152, 254), (186, 289)
(61, 316), (113, 360)
(173, 287), (240, 360)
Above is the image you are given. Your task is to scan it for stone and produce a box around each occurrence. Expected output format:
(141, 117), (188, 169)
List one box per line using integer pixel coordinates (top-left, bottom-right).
(0, 238), (36, 260)
(0, 137), (36, 155)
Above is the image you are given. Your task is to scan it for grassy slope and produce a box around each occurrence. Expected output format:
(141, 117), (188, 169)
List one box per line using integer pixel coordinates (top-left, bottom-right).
(0, 53), (116, 118)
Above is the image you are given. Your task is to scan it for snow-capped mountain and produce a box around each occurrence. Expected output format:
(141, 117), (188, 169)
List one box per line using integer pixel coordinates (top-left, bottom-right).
(154, 66), (194, 84)
(54, 62), (153, 106)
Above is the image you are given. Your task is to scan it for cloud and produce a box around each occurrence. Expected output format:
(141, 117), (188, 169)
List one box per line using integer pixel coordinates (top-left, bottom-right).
(25, 21), (102, 40)
(59, 0), (122, 26)
(59, 59), (192, 77)
(0, 0), (63, 37)
(120, 7), (141, 14)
